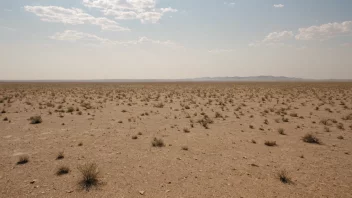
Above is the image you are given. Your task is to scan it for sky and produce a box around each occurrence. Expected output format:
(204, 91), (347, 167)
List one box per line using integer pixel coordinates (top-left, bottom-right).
(0, 0), (352, 80)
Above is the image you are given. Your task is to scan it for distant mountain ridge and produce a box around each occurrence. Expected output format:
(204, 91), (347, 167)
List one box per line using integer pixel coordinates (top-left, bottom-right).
(190, 76), (304, 81)
(1, 76), (351, 82)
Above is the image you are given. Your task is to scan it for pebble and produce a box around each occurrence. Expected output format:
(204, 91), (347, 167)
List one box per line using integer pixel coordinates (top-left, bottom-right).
(139, 190), (145, 195)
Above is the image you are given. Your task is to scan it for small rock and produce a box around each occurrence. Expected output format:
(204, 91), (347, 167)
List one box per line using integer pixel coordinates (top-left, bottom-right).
(139, 190), (145, 195)
(30, 180), (37, 184)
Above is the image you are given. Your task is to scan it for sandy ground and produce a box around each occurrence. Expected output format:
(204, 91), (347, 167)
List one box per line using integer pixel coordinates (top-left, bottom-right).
(0, 82), (351, 198)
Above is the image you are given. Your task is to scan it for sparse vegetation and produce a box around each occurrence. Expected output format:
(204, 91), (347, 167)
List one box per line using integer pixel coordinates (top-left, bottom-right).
(197, 115), (213, 129)
(1, 82), (352, 197)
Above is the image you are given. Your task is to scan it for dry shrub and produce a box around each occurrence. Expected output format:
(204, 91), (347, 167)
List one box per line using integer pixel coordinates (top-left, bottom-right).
(278, 128), (286, 135)
(264, 141), (277, 146)
(215, 112), (222, 118)
(78, 163), (101, 191)
(181, 146), (189, 151)
(67, 107), (74, 113)
(154, 103), (164, 108)
(17, 155), (29, 165)
(56, 151), (64, 160)
(320, 119), (330, 126)
(282, 117), (289, 122)
(277, 170), (292, 184)
(302, 133), (321, 144)
(337, 123), (345, 130)
(342, 113), (352, 120)
(29, 116), (42, 124)
(56, 165), (70, 176)
(289, 113), (298, 117)
(152, 138), (165, 147)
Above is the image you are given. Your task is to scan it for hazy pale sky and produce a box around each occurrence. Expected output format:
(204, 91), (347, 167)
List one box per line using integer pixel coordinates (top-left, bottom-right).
(1, 0), (352, 80)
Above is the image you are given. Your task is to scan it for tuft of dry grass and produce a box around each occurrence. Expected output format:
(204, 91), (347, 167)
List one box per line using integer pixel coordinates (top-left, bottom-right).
(264, 119), (269, 125)
(17, 155), (29, 165)
(152, 138), (165, 147)
(181, 146), (189, 151)
(215, 112), (222, 118)
(324, 126), (331, 132)
(320, 119), (331, 126)
(29, 116), (42, 124)
(278, 128), (286, 135)
(264, 141), (277, 147)
(277, 170), (292, 184)
(56, 151), (64, 160)
(302, 133), (321, 144)
(56, 165), (70, 176)
(154, 103), (164, 108)
(78, 163), (100, 191)
(337, 123), (345, 130)
(282, 117), (289, 122)
(183, 128), (190, 133)
(290, 113), (298, 117)
(67, 107), (74, 113)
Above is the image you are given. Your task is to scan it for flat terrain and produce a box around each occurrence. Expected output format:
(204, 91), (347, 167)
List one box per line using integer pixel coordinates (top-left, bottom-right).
(0, 82), (351, 198)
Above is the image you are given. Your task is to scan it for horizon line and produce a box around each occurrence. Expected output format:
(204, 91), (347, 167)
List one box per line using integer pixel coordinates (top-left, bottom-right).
(1, 76), (352, 82)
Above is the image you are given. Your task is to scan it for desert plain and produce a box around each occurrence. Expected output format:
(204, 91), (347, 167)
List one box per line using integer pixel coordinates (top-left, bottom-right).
(0, 82), (351, 198)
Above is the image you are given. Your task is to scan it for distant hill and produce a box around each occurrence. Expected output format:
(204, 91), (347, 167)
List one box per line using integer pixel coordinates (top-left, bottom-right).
(189, 76), (305, 82)
(1, 76), (351, 82)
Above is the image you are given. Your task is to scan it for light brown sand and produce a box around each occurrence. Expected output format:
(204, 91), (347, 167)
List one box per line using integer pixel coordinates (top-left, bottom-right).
(0, 82), (351, 198)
